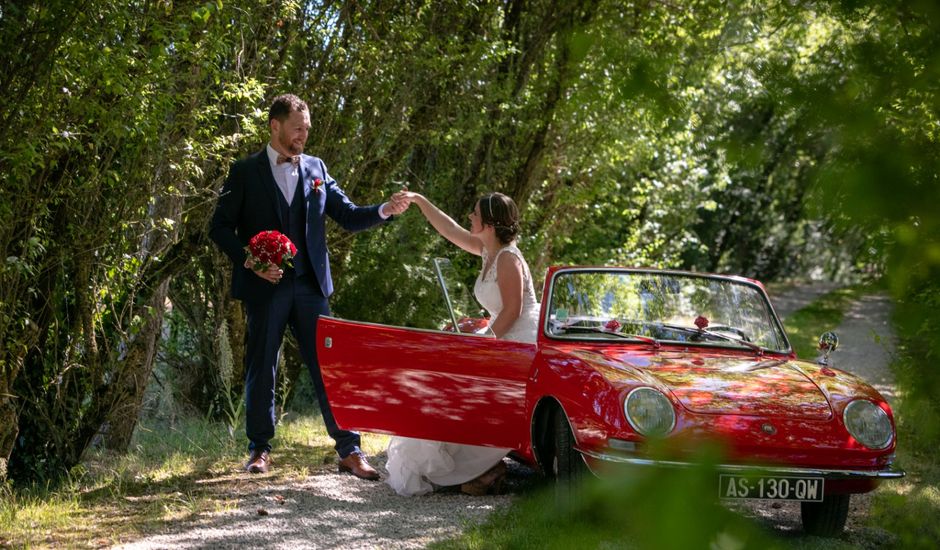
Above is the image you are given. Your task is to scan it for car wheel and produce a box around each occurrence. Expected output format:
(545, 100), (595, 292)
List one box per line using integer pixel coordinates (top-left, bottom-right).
(551, 408), (587, 504)
(801, 493), (850, 537)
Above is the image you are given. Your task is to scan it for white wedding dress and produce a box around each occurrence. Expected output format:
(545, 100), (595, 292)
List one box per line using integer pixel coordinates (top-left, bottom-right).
(386, 245), (540, 496)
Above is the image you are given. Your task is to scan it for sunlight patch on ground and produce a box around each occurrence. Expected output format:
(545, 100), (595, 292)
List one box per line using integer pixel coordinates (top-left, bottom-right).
(0, 492), (80, 532)
(298, 476), (371, 503)
(920, 485), (940, 506)
(0, 489), (88, 548)
(145, 452), (198, 482)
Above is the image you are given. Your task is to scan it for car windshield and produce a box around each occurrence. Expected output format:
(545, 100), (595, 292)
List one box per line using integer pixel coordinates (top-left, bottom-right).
(546, 270), (789, 352)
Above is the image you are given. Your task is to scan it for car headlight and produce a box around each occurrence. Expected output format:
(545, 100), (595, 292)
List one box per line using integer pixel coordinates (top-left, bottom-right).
(843, 399), (893, 450)
(624, 387), (676, 437)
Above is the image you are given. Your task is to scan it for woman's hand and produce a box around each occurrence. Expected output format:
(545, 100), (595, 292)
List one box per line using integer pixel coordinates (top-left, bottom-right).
(392, 190), (482, 256)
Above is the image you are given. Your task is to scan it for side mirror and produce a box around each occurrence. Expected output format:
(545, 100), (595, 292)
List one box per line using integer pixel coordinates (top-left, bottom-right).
(817, 331), (839, 366)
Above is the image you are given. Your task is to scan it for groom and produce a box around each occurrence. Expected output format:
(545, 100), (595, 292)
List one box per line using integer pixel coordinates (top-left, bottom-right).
(209, 93), (407, 478)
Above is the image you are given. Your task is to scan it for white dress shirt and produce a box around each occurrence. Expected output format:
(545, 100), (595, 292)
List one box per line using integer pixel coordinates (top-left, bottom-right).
(266, 144), (299, 205)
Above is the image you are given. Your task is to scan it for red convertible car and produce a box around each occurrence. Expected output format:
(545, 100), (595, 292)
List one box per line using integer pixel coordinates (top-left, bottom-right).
(317, 266), (903, 536)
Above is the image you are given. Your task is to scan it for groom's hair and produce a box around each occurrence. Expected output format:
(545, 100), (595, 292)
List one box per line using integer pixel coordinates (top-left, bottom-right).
(479, 192), (521, 244)
(268, 94), (308, 122)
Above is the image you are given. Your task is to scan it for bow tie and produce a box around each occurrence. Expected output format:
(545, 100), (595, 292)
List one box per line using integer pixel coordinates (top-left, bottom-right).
(276, 154), (300, 166)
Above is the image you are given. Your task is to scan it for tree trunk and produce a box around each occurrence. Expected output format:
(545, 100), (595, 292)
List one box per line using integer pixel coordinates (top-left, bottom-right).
(0, 393), (16, 481)
(0, 315), (36, 481)
(103, 279), (170, 451)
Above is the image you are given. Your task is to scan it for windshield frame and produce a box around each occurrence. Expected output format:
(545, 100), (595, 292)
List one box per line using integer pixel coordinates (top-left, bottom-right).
(543, 267), (791, 354)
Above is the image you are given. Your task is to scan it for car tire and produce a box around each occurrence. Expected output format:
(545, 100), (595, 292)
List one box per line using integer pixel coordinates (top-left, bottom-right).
(551, 408), (587, 505)
(801, 493), (850, 537)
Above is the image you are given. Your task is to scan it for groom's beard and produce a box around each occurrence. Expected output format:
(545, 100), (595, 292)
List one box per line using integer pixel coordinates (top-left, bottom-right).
(277, 129), (304, 155)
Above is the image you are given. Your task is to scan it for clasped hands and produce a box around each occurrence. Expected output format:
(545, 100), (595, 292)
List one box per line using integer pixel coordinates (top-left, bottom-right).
(381, 187), (418, 217)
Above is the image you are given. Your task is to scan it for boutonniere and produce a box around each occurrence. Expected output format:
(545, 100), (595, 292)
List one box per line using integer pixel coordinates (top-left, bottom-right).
(310, 177), (324, 194)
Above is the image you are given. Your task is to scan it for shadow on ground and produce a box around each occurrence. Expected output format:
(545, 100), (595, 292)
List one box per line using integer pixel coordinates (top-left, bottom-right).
(113, 451), (538, 549)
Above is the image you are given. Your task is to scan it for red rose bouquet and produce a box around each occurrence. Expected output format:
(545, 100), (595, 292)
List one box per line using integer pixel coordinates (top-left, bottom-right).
(245, 230), (297, 271)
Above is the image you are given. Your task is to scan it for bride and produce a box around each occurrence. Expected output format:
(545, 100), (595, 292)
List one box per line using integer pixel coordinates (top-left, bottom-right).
(386, 190), (540, 496)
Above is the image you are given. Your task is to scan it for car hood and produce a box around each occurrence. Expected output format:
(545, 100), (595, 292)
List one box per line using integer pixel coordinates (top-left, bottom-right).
(570, 349), (833, 420)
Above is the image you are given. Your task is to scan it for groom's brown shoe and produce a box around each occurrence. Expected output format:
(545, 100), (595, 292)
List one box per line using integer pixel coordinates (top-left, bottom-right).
(338, 452), (380, 480)
(245, 450), (271, 474)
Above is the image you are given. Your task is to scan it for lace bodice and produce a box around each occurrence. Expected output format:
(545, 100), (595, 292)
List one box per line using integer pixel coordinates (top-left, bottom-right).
(473, 245), (540, 343)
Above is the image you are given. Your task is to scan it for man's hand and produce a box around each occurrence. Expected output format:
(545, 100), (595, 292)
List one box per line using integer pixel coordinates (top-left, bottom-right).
(245, 257), (284, 284)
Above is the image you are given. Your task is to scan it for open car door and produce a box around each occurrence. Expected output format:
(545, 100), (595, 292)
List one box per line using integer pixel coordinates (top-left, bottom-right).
(317, 318), (536, 450)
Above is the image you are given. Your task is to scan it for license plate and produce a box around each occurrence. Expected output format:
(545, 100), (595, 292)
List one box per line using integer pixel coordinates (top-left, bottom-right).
(719, 474), (824, 501)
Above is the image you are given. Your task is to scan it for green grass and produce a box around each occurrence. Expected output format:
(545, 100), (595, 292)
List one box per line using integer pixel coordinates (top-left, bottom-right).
(431, 458), (782, 550)
(0, 411), (388, 548)
(869, 448), (940, 549)
(866, 360), (940, 549)
(0, 485), (82, 547)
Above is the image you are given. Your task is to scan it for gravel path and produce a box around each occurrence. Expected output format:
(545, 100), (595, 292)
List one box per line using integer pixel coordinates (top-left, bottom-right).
(765, 281), (843, 320)
(119, 285), (898, 549)
(828, 293), (898, 404)
(117, 453), (519, 550)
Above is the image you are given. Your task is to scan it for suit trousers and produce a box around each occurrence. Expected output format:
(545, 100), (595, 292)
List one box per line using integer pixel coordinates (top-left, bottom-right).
(243, 270), (361, 457)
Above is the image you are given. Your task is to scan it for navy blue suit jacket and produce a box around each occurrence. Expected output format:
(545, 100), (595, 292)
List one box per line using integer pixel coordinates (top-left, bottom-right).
(209, 149), (386, 301)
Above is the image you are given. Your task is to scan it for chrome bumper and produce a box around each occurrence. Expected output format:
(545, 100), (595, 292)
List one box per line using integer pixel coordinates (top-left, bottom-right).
(579, 448), (906, 480)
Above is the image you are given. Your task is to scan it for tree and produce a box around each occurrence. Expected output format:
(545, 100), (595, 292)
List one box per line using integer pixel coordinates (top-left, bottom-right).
(0, 0), (275, 481)
(5, 0), (930, 486)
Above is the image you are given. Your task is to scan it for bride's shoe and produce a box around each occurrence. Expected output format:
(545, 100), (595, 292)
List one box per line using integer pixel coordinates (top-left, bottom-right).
(460, 461), (507, 496)
(459, 478), (488, 496)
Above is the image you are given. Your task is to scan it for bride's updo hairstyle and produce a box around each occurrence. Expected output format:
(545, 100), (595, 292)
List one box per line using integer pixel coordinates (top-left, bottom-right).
(478, 192), (521, 245)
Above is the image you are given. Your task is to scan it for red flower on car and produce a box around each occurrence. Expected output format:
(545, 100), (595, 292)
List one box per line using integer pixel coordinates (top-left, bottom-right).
(604, 319), (621, 332)
(694, 315), (709, 330)
(245, 230), (297, 271)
